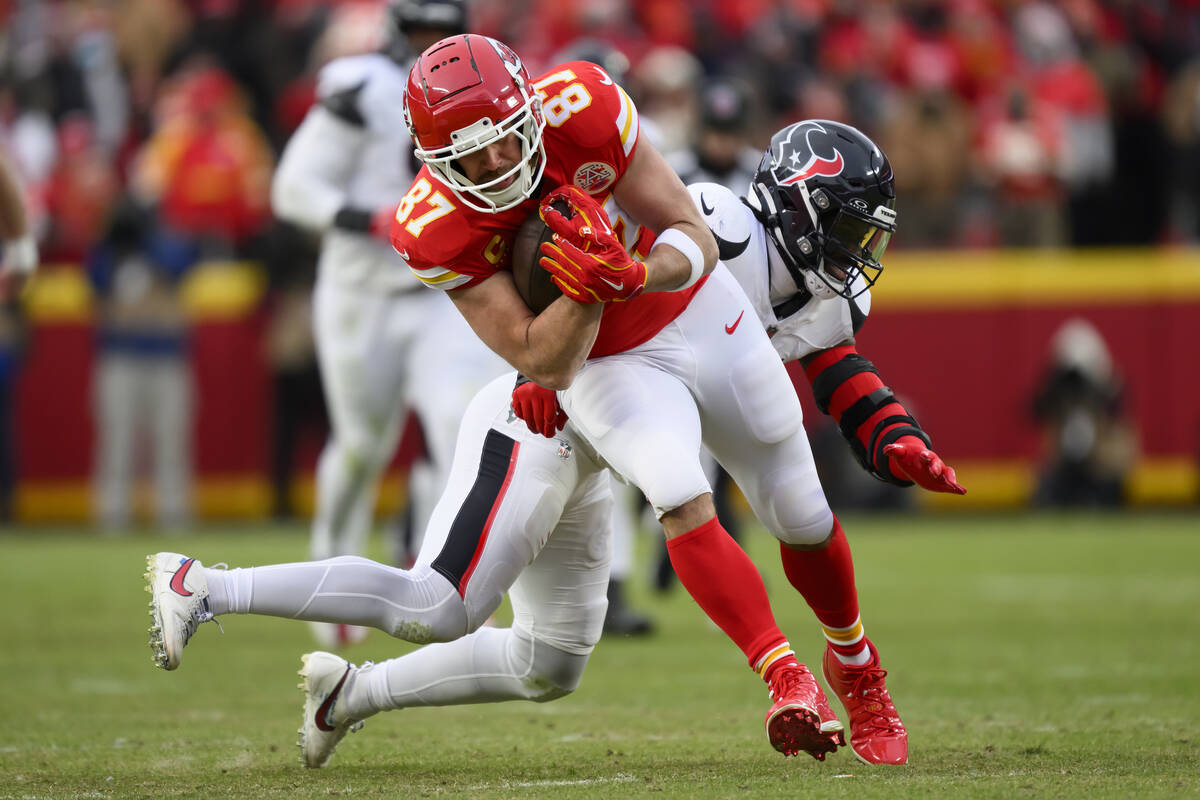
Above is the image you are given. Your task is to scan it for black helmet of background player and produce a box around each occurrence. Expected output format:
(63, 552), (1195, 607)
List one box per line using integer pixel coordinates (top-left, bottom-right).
(746, 119), (897, 301)
(700, 79), (750, 134)
(552, 38), (631, 88)
(385, 0), (467, 63)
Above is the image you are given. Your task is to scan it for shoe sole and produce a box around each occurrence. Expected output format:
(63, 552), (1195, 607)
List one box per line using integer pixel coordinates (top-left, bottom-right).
(766, 704), (840, 761)
(144, 554), (175, 671)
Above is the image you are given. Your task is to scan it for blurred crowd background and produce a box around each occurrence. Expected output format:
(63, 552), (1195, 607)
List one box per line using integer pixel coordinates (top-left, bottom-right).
(1, 0), (1197, 529)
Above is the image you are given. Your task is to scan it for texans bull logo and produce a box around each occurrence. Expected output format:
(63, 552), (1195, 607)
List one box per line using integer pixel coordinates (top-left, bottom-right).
(777, 121), (845, 185)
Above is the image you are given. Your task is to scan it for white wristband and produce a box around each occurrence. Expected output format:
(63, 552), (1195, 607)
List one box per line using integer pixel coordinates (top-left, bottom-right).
(650, 227), (705, 290)
(3, 233), (38, 275)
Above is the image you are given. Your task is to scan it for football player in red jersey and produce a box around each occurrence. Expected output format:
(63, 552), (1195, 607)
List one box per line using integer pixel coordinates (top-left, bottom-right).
(393, 34), (842, 760)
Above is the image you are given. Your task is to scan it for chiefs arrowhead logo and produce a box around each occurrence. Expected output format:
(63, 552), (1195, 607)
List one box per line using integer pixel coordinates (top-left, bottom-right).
(573, 161), (617, 194)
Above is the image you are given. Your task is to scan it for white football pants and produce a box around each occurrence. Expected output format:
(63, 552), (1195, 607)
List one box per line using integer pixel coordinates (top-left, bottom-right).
(559, 265), (835, 546)
(207, 372), (611, 711)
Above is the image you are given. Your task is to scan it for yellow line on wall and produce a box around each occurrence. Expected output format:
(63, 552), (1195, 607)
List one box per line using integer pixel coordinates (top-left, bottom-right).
(875, 249), (1200, 310)
(12, 460), (1196, 523)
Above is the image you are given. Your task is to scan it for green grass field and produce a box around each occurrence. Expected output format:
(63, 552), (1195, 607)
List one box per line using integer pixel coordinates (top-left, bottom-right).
(2, 512), (1198, 799)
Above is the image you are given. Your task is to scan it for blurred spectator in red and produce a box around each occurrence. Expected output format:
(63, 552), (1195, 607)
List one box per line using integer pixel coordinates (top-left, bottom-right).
(945, 0), (1015, 104)
(635, 0), (696, 51)
(1011, 1), (1113, 246)
(973, 81), (1067, 246)
(131, 64), (274, 256)
(41, 113), (120, 262)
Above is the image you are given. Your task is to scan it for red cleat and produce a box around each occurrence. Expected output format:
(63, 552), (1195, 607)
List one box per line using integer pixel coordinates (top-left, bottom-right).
(822, 638), (908, 765)
(765, 664), (843, 760)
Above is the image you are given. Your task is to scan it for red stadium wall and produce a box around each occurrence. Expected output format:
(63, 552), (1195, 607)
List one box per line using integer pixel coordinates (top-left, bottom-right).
(12, 250), (1200, 522)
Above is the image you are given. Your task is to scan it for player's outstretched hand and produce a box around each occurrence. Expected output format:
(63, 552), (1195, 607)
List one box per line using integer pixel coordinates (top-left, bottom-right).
(511, 377), (568, 438)
(538, 185), (645, 303)
(882, 436), (966, 495)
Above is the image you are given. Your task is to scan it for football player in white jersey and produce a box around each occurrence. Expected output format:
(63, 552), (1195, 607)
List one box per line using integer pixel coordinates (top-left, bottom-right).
(270, 0), (506, 648)
(671, 120), (967, 765)
(146, 117), (964, 767)
(507, 120), (967, 765)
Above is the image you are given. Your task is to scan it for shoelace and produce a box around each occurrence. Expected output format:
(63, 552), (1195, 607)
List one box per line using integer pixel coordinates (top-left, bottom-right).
(768, 667), (809, 703)
(181, 562), (229, 642)
(847, 667), (903, 734)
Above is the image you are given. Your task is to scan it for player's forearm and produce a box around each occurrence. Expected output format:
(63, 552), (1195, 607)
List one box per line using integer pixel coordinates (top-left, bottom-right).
(518, 298), (603, 389)
(641, 220), (717, 293)
(271, 161), (346, 232)
(450, 277), (603, 390)
(270, 111), (360, 233)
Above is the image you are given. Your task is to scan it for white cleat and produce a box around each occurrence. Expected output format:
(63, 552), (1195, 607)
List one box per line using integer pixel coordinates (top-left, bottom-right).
(297, 651), (364, 768)
(144, 552), (215, 670)
(308, 621), (369, 650)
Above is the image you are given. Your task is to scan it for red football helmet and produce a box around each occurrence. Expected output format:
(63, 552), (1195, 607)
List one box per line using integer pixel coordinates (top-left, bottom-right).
(404, 34), (546, 212)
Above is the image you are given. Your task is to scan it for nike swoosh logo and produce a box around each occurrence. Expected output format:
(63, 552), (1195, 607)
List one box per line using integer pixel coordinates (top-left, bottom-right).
(700, 193), (714, 215)
(395, 248), (409, 260)
(725, 310), (745, 334)
(169, 558), (195, 597)
(315, 664), (351, 732)
(598, 276), (623, 291)
(715, 234), (750, 261)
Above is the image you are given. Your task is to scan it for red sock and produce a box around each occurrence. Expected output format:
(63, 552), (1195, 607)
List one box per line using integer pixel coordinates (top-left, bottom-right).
(779, 516), (862, 656)
(666, 517), (789, 671)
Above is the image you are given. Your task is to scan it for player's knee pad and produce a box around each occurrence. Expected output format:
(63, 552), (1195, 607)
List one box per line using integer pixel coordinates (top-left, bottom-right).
(371, 565), (469, 644)
(627, 441), (710, 519)
(518, 632), (592, 702)
(758, 465), (835, 547)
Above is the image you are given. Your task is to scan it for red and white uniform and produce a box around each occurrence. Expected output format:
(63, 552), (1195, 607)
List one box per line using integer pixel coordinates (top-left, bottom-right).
(399, 62), (832, 544)
(395, 61), (706, 358)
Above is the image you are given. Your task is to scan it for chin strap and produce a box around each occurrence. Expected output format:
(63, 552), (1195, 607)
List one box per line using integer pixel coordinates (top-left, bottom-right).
(803, 345), (931, 486)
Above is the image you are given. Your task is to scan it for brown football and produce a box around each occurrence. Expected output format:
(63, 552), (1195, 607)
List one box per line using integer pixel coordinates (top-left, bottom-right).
(510, 198), (568, 314)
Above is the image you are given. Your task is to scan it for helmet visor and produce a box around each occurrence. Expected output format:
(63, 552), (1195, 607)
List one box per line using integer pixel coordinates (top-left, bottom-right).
(826, 211), (892, 270)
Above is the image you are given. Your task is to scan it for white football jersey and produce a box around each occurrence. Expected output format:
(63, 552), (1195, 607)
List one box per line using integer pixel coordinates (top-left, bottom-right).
(686, 182), (871, 363)
(272, 52), (418, 291)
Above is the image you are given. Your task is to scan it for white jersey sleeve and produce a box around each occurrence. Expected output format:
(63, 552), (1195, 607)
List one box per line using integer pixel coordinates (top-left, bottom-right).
(687, 182), (871, 363)
(271, 53), (411, 234)
(270, 104), (363, 231)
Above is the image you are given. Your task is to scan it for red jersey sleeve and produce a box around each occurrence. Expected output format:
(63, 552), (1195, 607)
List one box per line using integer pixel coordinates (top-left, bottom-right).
(390, 166), (521, 291)
(534, 61), (640, 189)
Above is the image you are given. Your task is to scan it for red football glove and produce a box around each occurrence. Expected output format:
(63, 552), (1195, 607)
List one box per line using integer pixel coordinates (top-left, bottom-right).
(882, 436), (966, 495)
(370, 206), (397, 242)
(538, 185), (646, 304)
(511, 378), (568, 438)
